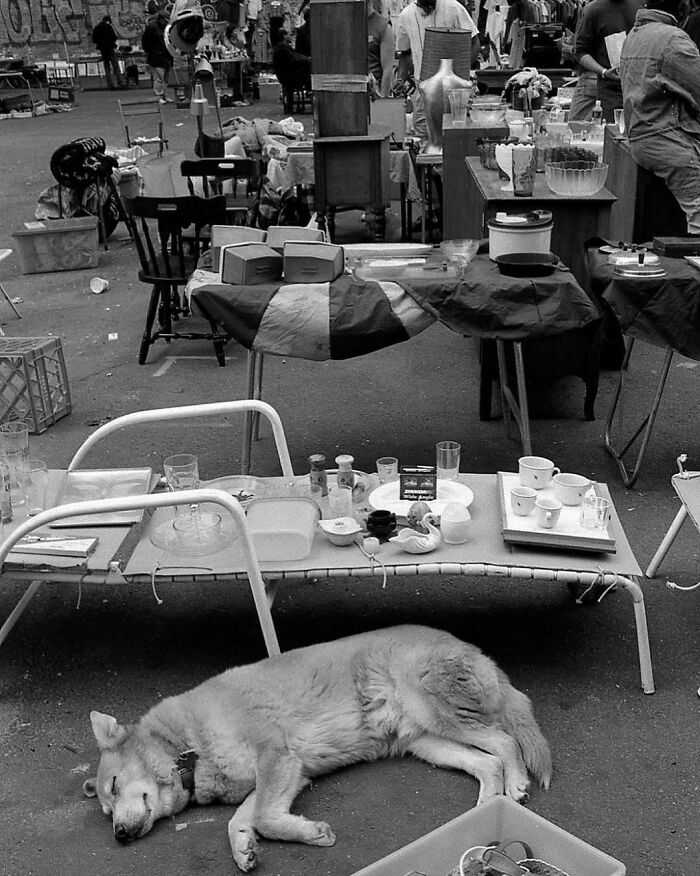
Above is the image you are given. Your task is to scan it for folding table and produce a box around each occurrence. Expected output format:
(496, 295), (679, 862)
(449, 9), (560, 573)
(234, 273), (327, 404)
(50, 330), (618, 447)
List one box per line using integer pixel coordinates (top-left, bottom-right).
(587, 246), (700, 487)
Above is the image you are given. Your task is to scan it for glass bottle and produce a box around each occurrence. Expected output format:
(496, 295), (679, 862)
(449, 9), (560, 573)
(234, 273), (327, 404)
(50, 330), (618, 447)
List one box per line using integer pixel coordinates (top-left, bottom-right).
(590, 100), (603, 124)
(308, 454), (328, 497)
(0, 461), (12, 523)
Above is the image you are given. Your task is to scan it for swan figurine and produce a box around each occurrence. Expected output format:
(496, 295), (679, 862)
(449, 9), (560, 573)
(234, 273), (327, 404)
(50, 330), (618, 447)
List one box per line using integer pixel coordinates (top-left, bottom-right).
(390, 516), (442, 554)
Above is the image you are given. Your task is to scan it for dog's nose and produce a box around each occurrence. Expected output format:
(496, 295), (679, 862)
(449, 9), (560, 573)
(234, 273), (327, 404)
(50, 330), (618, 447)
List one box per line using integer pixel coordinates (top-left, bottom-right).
(114, 824), (130, 843)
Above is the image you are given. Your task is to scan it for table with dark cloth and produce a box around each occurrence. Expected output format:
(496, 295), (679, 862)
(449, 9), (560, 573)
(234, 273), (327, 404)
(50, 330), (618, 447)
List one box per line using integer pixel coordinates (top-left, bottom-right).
(587, 241), (700, 485)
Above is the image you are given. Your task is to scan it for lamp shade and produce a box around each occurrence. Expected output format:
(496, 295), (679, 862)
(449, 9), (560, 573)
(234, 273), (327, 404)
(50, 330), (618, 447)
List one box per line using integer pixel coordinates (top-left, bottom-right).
(420, 27), (472, 80)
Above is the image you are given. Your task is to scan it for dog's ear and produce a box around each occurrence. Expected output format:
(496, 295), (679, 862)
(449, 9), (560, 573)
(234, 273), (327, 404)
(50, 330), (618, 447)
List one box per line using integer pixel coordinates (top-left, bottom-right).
(83, 777), (98, 797)
(90, 710), (127, 751)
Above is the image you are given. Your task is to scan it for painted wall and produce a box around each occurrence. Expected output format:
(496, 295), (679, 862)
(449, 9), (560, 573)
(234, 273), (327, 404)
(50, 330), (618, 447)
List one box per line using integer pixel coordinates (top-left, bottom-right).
(0, 0), (149, 56)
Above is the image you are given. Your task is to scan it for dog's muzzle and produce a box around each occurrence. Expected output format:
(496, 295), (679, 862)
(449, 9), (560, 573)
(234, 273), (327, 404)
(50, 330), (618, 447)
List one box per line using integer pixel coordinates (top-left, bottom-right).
(114, 823), (136, 843)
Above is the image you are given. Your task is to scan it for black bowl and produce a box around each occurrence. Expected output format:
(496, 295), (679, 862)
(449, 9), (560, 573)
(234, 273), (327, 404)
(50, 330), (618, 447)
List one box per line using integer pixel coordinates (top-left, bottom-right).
(495, 252), (558, 277)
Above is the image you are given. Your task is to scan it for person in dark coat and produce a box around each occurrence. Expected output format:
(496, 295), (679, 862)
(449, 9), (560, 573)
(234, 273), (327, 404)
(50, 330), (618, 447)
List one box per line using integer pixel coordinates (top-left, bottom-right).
(142, 12), (173, 103)
(92, 14), (126, 90)
(271, 27), (311, 113)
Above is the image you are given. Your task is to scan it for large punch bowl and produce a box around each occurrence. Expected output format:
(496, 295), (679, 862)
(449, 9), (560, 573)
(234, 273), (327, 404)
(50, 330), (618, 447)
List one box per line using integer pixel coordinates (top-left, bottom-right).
(544, 160), (609, 196)
(469, 101), (507, 127)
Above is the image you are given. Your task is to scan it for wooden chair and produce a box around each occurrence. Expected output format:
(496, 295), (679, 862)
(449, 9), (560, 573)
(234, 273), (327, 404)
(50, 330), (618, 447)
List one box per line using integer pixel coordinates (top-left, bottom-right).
(118, 97), (168, 157)
(123, 195), (230, 366)
(180, 157), (261, 225)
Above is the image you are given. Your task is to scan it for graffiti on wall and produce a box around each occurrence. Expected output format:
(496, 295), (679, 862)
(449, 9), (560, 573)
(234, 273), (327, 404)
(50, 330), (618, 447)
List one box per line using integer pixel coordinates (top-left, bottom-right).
(0, 0), (148, 51)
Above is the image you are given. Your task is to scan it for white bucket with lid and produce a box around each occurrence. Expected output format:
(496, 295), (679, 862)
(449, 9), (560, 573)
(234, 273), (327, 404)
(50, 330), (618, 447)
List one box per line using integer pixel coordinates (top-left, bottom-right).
(488, 212), (553, 261)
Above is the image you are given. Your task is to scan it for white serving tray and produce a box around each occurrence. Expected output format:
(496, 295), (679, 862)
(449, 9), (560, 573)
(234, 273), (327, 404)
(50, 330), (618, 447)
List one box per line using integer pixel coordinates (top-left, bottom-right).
(497, 471), (615, 553)
(50, 468), (153, 527)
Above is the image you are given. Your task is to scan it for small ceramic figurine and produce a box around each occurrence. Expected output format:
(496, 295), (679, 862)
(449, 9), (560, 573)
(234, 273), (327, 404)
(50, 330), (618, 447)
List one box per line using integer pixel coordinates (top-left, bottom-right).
(406, 501), (433, 532)
(391, 516), (442, 554)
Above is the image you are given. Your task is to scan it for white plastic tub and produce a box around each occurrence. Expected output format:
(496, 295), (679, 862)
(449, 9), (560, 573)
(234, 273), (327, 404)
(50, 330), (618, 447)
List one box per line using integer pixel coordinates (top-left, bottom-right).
(245, 497), (320, 561)
(350, 797), (626, 876)
(488, 217), (553, 261)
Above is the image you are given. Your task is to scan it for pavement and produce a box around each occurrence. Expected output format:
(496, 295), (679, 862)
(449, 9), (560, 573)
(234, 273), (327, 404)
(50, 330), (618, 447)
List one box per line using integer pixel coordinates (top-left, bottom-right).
(1, 88), (699, 876)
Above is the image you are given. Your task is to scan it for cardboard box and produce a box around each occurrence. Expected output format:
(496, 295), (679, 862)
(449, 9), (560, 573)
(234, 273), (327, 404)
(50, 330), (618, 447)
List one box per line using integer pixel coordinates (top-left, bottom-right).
(219, 243), (282, 286)
(211, 225), (267, 271)
(265, 225), (325, 252)
(11, 217), (99, 274)
(351, 797), (626, 876)
(283, 241), (344, 283)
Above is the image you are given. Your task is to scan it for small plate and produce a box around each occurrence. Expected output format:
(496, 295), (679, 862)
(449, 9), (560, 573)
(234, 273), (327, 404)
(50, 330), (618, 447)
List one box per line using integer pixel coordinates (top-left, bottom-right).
(368, 480), (474, 519)
(599, 244), (622, 254)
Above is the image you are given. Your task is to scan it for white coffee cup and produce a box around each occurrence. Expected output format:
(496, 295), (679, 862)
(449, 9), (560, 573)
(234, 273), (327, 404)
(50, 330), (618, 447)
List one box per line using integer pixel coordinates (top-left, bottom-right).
(518, 456), (560, 490)
(510, 486), (537, 516)
(535, 496), (562, 529)
(90, 277), (110, 294)
(552, 472), (592, 506)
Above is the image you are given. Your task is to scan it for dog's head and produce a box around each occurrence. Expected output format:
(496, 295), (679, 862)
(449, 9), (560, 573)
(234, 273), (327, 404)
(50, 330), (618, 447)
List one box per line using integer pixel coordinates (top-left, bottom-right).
(83, 711), (190, 843)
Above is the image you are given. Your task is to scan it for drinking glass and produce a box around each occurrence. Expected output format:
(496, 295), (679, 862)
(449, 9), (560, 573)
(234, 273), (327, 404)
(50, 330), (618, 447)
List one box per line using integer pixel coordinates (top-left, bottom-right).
(376, 457), (399, 484)
(580, 495), (611, 530)
(26, 459), (49, 517)
(614, 108), (625, 135)
(0, 422), (29, 506)
(436, 441), (461, 480)
(448, 87), (470, 126)
(511, 145), (537, 197)
(163, 453), (200, 519)
(327, 485), (353, 518)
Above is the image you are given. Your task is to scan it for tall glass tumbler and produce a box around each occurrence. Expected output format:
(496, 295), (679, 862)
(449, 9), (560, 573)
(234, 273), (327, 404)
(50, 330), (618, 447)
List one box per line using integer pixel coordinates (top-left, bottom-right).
(436, 441), (461, 481)
(0, 422), (29, 506)
(448, 87), (471, 126)
(511, 145), (537, 197)
(163, 453), (200, 519)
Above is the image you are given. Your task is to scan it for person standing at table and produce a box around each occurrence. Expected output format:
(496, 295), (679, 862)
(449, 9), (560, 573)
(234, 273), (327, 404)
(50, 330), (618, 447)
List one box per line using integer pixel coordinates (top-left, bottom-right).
(395, 0), (479, 142)
(619, 0), (700, 234)
(568, 0), (642, 122)
(91, 14), (126, 90)
(142, 12), (173, 104)
(368, 0), (395, 98)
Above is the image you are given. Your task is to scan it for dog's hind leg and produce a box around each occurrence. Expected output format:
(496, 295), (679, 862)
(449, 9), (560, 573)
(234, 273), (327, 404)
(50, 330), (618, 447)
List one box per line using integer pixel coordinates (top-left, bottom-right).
(407, 735), (505, 804)
(228, 792), (260, 873)
(254, 752), (336, 847)
(452, 727), (531, 803)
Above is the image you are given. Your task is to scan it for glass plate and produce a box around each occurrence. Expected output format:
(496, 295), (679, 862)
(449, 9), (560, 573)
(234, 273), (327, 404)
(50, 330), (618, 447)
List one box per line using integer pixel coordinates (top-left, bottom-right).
(202, 475), (267, 509)
(51, 467), (153, 527)
(368, 480), (474, 519)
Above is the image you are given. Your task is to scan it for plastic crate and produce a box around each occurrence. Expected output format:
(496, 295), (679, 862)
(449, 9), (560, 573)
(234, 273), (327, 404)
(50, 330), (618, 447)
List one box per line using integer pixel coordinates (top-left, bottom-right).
(350, 797), (626, 876)
(0, 337), (72, 434)
(11, 217), (99, 274)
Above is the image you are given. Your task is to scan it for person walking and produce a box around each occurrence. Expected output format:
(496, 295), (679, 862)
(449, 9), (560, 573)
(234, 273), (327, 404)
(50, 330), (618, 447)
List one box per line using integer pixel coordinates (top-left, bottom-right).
(91, 14), (126, 90)
(142, 12), (173, 104)
(368, 0), (395, 98)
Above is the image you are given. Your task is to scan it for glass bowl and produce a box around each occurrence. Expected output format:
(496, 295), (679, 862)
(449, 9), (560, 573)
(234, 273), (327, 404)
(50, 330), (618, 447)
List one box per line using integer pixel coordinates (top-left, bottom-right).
(544, 161), (609, 196)
(440, 239), (480, 262)
(469, 102), (507, 126)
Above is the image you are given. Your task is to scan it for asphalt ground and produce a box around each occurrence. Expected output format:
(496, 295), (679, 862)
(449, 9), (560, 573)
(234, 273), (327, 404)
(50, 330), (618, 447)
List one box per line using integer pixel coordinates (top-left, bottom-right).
(0, 87), (699, 876)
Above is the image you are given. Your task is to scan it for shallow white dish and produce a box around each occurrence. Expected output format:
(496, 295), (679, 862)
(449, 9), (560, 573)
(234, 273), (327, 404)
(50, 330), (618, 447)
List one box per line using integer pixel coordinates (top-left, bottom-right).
(202, 475), (267, 509)
(368, 480), (474, 519)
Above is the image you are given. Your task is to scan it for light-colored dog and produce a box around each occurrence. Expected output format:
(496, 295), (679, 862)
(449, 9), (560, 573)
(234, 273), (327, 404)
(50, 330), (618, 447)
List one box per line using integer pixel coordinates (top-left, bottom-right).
(83, 625), (552, 871)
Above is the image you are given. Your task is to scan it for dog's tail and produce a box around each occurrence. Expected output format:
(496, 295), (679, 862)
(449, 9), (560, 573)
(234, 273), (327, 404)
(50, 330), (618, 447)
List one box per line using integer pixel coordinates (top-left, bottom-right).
(498, 673), (552, 789)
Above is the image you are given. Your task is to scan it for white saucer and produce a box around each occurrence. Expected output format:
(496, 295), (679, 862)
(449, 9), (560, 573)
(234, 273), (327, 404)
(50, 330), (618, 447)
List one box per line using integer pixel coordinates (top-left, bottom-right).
(368, 480), (474, 519)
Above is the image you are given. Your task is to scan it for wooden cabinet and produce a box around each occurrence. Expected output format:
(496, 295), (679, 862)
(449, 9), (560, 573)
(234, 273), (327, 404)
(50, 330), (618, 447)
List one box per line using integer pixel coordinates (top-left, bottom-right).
(603, 126), (686, 244)
(313, 133), (391, 210)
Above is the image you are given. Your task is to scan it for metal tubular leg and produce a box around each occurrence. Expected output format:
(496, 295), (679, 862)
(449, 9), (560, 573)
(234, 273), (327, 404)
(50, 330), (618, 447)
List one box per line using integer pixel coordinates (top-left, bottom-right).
(252, 352), (264, 442)
(604, 339), (674, 488)
(242, 351), (258, 475)
(496, 340), (533, 455)
(615, 576), (655, 694)
(646, 505), (688, 578)
(0, 580), (42, 648)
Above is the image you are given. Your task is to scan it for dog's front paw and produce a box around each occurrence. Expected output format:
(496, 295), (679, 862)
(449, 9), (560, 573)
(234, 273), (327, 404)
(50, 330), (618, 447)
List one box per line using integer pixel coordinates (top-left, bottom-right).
(307, 821), (336, 847)
(505, 778), (530, 805)
(232, 830), (260, 872)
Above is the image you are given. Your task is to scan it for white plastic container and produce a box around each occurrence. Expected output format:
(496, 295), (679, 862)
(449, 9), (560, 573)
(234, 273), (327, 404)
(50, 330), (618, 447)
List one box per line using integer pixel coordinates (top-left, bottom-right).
(488, 212), (553, 261)
(246, 497), (320, 561)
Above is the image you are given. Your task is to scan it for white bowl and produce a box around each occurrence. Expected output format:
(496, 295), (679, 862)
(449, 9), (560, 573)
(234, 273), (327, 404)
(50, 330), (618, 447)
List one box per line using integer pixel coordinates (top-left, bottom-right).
(318, 517), (362, 546)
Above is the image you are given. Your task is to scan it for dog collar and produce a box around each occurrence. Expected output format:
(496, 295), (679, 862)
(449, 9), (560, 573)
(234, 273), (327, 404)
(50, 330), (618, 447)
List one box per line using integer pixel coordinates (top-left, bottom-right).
(176, 749), (199, 798)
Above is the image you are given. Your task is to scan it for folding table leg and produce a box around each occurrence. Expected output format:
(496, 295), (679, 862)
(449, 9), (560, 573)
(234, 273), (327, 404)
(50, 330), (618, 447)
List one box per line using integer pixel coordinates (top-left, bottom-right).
(496, 339), (533, 456)
(604, 339), (674, 488)
(242, 350), (259, 474)
(253, 352), (264, 441)
(646, 505), (688, 578)
(0, 580), (42, 649)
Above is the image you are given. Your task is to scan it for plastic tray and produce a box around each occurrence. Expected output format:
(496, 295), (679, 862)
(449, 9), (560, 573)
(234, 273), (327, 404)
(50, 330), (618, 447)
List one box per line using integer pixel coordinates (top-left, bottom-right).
(350, 797), (625, 876)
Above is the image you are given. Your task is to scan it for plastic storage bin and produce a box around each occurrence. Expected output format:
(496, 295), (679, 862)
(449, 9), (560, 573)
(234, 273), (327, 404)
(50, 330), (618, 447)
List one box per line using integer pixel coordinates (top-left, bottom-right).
(0, 337), (72, 434)
(350, 797), (626, 876)
(246, 497), (320, 561)
(12, 217), (99, 274)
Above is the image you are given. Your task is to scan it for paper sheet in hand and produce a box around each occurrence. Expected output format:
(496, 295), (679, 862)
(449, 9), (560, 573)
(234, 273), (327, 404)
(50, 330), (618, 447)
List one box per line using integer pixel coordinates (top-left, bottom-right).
(604, 32), (626, 69)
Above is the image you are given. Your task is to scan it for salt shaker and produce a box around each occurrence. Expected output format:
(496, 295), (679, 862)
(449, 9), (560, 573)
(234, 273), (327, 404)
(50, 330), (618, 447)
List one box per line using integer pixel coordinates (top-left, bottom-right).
(335, 454), (355, 489)
(308, 453), (328, 497)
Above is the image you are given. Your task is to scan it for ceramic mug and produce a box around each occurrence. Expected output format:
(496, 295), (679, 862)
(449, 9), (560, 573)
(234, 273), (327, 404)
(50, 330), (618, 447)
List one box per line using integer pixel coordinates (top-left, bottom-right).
(552, 472), (592, 506)
(518, 456), (560, 490)
(535, 496), (562, 529)
(511, 486), (537, 516)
